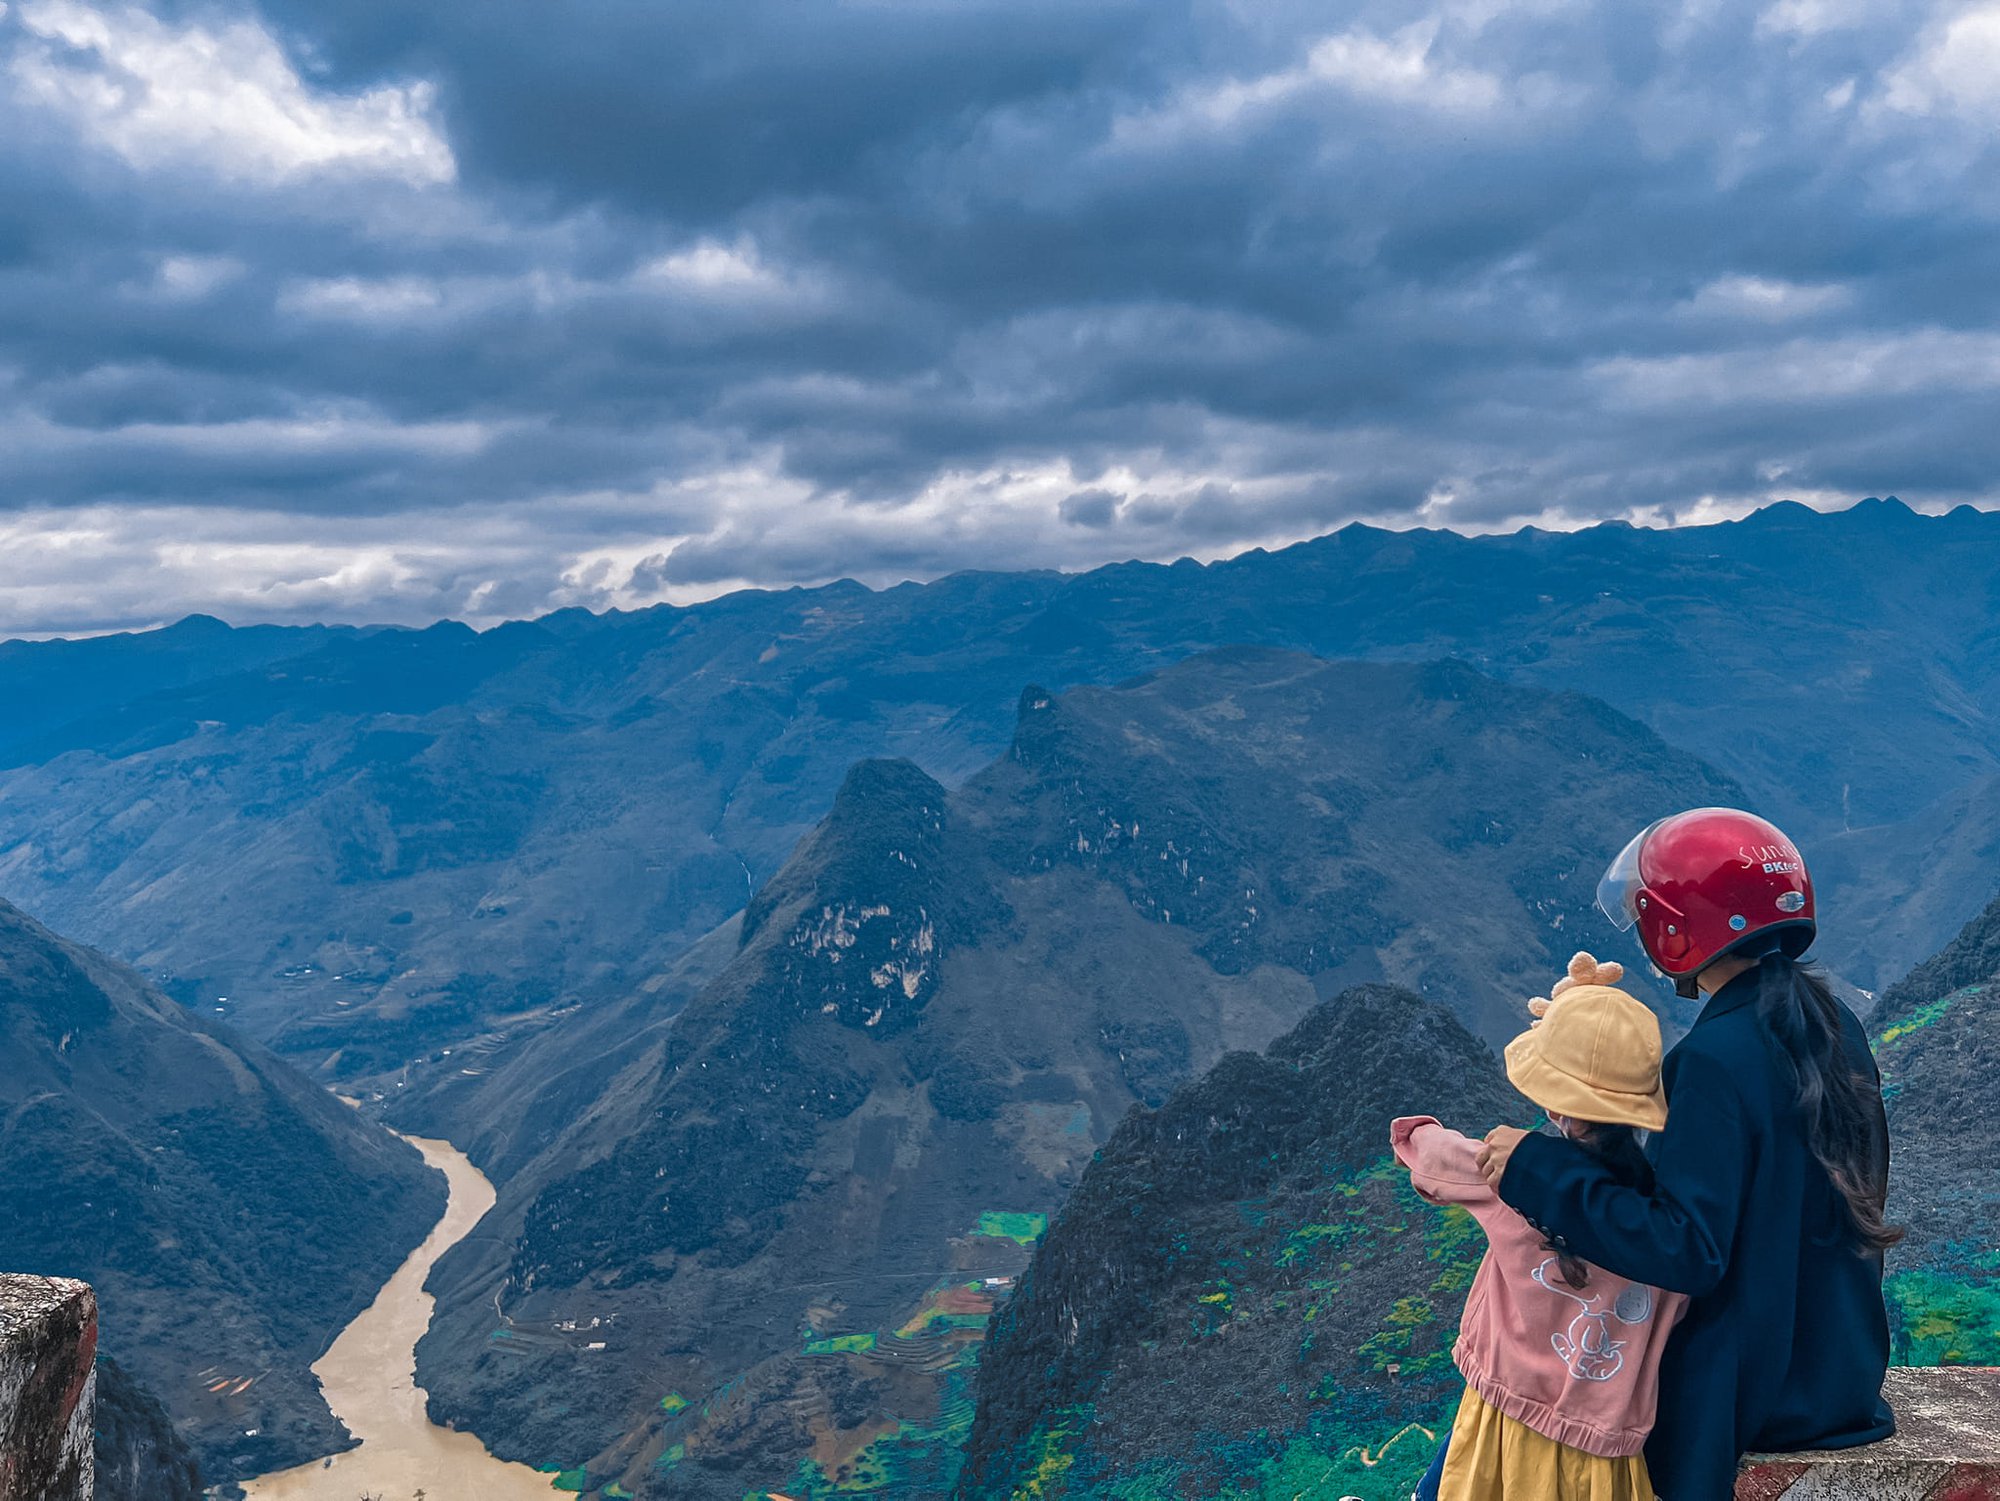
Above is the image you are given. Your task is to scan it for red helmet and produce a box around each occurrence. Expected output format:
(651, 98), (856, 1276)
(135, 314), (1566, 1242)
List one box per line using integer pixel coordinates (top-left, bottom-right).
(1597, 807), (1815, 990)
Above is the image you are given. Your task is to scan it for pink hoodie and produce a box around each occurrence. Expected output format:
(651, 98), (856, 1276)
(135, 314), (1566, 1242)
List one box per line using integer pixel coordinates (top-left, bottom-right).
(1391, 1116), (1688, 1458)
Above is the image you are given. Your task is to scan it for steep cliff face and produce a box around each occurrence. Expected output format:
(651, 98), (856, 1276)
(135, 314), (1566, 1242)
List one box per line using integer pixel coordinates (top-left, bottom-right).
(95, 1358), (203, 1501)
(957, 985), (1529, 1499)
(414, 650), (1732, 1498)
(0, 901), (445, 1483)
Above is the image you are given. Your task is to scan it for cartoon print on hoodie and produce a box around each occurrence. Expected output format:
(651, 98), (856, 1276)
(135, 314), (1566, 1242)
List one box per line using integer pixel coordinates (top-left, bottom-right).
(1532, 1258), (1657, 1382)
(1391, 1114), (1688, 1460)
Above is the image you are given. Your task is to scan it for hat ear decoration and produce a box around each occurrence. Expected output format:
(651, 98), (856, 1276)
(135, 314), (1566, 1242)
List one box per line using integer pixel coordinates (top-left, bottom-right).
(1525, 952), (1624, 1024)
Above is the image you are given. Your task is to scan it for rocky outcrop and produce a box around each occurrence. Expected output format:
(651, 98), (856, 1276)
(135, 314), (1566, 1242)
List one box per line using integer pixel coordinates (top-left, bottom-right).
(0, 1276), (94, 1501)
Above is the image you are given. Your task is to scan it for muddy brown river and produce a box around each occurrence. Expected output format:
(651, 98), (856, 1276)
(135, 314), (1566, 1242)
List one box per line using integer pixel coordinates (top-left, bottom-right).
(243, 1135), (557, 1501)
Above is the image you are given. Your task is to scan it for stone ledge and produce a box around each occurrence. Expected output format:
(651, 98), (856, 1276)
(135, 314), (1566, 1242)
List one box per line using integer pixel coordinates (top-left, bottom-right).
(0, 1275), (96, 1501)
(1737, 1367), (2000, 1499)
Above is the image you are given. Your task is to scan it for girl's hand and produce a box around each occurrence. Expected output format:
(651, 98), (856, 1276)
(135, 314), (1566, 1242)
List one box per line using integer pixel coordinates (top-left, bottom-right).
(1477, 1126), (1530, 1188)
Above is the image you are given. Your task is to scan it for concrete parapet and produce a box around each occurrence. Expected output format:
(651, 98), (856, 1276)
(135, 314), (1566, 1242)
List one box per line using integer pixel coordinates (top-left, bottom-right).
(1738, 1366), (2000, 1499)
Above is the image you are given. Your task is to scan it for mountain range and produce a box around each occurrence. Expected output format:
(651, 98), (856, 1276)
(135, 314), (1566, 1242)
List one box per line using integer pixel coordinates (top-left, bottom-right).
(0, 899), (444, 1484)
(3, 500), (1999, 1120)
(405, 648), (1739, 1497)
(5, 499), (2000, 1495)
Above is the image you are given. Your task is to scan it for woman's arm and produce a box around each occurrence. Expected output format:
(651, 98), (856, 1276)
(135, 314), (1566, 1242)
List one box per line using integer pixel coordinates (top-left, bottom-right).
(1494, 1049), (1747, 1297)
(1392, 1115), (1498, 1207)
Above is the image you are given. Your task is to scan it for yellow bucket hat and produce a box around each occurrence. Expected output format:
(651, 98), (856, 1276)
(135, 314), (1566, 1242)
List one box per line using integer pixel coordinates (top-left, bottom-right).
(1504, 958), (1667, 1132)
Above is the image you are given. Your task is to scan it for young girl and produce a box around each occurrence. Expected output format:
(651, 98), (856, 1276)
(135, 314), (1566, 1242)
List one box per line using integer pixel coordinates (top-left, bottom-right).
(1393, 953), (1686, 1501)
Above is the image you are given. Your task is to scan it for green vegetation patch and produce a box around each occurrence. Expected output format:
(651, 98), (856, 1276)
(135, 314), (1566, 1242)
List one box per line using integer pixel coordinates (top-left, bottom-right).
(1887, 1269), (2000, 1365)
(1877, 995), (1956, 1051)
(783, 1369), (981, 1495)
(975, 1211), (1049, 1245)
(977, 1403), (1453, 1500)
(804, 1332), (878, 1356)
(1358, 1296), (1441, 1376)
(659, 1391), (690, 1414)
(536, 1464), (588, 1492)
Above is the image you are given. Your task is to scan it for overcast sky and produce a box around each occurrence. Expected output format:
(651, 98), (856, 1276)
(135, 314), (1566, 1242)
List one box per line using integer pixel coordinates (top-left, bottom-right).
(3, 0), (1998, 635)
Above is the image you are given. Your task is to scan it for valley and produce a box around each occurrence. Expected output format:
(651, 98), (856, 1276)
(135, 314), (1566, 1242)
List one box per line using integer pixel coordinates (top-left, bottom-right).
(1, 502), (1999, 1497)
(406, 648), (1738, 1495)
(0, 900), (444, 1488)
(243, 1135), (557, 1501)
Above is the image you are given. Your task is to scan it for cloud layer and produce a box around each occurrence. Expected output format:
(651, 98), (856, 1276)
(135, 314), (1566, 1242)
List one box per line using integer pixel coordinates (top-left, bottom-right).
(4, 0), (1999, 633)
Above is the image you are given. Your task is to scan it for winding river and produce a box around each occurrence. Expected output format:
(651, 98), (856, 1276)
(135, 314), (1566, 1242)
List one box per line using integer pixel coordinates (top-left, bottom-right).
(244, 1136), (557, 1501)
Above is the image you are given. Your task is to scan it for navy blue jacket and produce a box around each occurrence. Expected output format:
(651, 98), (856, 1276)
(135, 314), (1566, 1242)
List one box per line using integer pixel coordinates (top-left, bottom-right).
(1498, 969), (1893, 1500)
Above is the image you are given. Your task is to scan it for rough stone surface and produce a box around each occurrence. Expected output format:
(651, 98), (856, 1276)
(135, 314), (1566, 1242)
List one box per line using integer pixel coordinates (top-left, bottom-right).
(1738, 1367), (2000, 1498)
(0, 1275), (95, 1501)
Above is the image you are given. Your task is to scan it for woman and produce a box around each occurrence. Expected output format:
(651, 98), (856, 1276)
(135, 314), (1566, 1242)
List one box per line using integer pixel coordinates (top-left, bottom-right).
(1475, 807), (1896, 1501)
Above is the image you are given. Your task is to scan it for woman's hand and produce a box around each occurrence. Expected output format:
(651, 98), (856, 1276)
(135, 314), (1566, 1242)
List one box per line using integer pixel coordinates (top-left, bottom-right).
(1477, 1126), (1530, 1189)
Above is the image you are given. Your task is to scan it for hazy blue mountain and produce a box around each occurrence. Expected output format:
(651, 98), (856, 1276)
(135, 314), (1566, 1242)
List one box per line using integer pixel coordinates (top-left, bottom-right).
(0, 500), (1988, 1084)
(0, 614), (357, 759)
(0, 899), (445, 1483)
(408, 649), (1733, 1498)
(1815, 770), (2000, 1001)
(0, 501), (1991, 1089)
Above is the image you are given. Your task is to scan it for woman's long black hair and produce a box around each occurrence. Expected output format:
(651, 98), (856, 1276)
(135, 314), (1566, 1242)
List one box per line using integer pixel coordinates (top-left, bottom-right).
(1547, 1124), (1653, 1289)
(1755, 947), (1903, 1254)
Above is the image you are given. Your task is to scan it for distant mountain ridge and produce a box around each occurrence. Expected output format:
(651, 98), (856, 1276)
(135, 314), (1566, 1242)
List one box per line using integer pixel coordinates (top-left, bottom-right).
(409, 648), (1738, 1498)
(1, 499), (1997, 1097)
(0, 899), (445, 1483)
(0, 506), (1992, 1096)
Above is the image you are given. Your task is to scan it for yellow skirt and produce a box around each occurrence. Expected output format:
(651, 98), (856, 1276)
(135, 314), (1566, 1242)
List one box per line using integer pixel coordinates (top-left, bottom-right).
(1438, 1387), (1654, 1501)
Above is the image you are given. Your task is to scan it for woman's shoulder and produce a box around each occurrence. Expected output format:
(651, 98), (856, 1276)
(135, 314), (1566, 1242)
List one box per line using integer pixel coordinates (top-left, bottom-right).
(1669, 1009), (1760, 1063)
(1665, 1022), (1763, 1099)
(1667, 1009), (1799, 1121)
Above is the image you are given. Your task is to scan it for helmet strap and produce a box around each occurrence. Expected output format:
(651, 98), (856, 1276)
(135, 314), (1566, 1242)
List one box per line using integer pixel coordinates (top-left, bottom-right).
(1675, 973), (1701, 1001)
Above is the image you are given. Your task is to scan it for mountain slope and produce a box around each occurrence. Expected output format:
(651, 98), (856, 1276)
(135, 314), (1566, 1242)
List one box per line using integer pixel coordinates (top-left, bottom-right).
(2, 499), (1997, 1080)
(1867, 888), (2000, 1368)
(1813, 772), (2000, 995)
(957, 984), (1528, 1500)
(0, 900), (445, 1483)
(411, 649), (1733, 1498)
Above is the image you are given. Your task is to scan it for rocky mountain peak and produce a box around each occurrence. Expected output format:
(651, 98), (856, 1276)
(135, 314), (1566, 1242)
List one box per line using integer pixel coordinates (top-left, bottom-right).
(957, 983), (1529, 1497)
(738, 758), (960, 1031)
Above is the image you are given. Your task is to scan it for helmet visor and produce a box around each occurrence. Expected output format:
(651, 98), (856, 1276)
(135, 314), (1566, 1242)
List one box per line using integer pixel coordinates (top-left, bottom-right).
(1596, 821), (1661, 931)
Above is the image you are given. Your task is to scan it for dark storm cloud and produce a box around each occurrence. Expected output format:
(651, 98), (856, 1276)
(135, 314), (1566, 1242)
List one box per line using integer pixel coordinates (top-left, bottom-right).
(4, 0), (2000, 633)
(1061, 489), (1119, 528)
